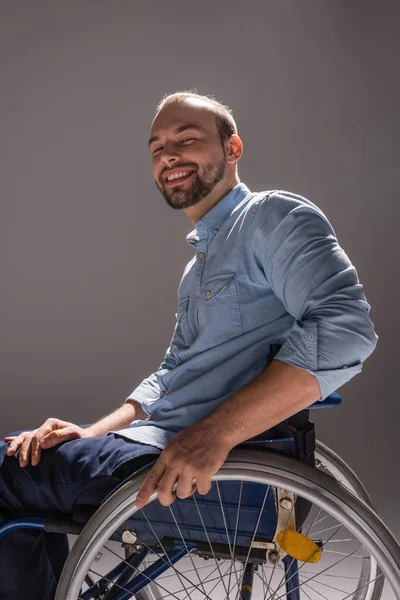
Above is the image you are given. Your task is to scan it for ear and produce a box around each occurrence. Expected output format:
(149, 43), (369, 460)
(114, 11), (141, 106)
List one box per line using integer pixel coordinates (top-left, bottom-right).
(227, 134), (243, 165)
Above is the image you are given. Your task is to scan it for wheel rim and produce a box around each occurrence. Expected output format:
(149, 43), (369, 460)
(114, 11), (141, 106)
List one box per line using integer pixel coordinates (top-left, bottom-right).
(315, 442), (383, 600)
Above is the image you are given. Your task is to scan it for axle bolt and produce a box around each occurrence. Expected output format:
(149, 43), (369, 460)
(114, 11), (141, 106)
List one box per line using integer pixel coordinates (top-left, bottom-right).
(267, 549), (279, 564)
(122, 529), (138, 545)
(279, 497), (292, 510)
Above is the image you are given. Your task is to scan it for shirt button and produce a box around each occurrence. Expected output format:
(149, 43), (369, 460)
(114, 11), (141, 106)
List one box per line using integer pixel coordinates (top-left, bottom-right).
(159, 391), (165, 398)
(198, 252), (205, 259)
(342, 365), (348, 369)
(205, 290), (212, 299)
(213, 228), (219, 234)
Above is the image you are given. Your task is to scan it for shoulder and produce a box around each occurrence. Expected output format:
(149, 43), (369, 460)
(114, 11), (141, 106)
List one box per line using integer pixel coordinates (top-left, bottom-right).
(250, 189), (335, 236)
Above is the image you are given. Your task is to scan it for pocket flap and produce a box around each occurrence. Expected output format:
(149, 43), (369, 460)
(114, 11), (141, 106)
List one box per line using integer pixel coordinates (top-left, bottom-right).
(200, 272), (237, 301)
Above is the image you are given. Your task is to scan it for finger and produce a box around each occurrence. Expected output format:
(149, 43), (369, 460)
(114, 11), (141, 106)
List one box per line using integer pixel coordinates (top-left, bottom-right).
(40, 426), (79, 449)
(176, 473), (196, 500)
(30, 424), (54, 465)
(135, 461), (166, 509)
(30, 443), (43, 467)
(6, 433), (29, 457)
(156, 469), (180, 507)
(30, 432), (49, 466)
(34, 420), (64, 447)
(195, 476), (212, 496)
(4, 437), (16, 441)
(19, 434), (35, 468)
(5, 437), (18, 455)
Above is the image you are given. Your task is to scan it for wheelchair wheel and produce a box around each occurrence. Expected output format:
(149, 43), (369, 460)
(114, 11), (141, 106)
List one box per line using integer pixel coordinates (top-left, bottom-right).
(315, 441), (375, 507)
(314, 441), (384, 600)
(56, 449), (400, 600)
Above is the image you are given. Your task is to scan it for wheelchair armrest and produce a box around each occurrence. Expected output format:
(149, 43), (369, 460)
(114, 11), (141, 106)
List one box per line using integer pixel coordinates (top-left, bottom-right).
(310, 392), (342, 409)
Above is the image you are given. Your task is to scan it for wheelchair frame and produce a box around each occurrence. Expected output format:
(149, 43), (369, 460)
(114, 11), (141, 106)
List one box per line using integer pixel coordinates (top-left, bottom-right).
(52, 448), (400, 600)
(1, 394), (399, 600)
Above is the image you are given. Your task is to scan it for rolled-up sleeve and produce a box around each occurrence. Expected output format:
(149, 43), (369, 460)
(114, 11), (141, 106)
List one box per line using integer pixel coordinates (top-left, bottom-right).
(253, 192), (378, 400)
(125, 341), (177, 409)
(126, 371), (161, 410)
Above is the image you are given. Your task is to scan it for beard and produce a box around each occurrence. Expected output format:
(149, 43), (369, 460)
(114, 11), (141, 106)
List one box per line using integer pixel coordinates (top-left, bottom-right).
(155, 153), (227, 210)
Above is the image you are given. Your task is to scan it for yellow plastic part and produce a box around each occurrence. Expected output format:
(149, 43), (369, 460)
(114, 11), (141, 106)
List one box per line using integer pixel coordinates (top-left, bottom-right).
(276, 530), (322, 563)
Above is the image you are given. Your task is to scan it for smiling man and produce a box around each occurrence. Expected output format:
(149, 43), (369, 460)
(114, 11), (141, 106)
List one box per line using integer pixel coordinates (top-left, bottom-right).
(0, 90), (378, 598)
(150, 100), (231, 216)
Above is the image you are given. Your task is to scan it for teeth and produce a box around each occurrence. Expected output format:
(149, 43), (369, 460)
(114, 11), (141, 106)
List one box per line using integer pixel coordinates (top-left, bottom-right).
(167, 171), (192, 181)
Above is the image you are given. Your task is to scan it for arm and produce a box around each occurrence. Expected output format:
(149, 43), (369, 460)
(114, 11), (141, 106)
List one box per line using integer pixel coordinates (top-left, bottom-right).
(8, 291), (183, 467)
(6, 400), (147, 467)
(252, 193), (378, 400)
(135, 361), (318, 508)
(136, 193), (378, 508)
(202, 359), (320, 448)
(8, 258), (186, 467)
(83, 400), (148, 436)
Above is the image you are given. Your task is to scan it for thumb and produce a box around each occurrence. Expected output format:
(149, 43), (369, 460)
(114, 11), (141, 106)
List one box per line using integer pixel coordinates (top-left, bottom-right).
(40, 427), (78, 448)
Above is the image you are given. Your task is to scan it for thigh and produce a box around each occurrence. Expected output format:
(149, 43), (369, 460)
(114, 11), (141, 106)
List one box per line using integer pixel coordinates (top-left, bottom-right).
(0, 432), (160, 515)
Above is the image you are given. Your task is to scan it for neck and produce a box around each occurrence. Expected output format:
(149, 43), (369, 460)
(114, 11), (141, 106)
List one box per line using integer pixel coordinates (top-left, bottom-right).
(185, 175), (240, 226)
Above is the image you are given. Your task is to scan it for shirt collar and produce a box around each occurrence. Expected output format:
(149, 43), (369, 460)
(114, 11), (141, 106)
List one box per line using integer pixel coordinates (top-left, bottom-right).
(186, 182), (251, 246)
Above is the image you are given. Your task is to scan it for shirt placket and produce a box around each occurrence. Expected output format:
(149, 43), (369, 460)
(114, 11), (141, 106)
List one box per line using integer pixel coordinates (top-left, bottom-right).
(194, 223), (209, 327)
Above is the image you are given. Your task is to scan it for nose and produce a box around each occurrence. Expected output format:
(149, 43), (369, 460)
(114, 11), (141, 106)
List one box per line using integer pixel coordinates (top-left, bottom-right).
(159, 143), (181, 166)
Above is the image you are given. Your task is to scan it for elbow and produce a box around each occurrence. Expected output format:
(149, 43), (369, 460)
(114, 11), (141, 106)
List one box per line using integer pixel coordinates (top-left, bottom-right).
(356, 308), (379, 364)
(360, 325), (378, 364)
(342, 318), (378, 368)
(317, 301), (379, 368)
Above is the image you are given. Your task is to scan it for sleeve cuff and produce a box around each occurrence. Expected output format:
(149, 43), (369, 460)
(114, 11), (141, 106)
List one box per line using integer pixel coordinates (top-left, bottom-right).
(311, 361), (363, 400)
(275, 355), (363, 401)
(274, 319), (364, 400)
(125, 373), (161, 410)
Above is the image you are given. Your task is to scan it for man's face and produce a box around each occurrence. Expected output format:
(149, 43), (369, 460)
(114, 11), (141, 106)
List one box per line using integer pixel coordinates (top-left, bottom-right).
(148, 101), (228, 210)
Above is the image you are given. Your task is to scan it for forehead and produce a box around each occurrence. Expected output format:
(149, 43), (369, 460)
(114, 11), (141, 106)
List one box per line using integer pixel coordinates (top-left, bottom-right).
(150, 100), (217, 136)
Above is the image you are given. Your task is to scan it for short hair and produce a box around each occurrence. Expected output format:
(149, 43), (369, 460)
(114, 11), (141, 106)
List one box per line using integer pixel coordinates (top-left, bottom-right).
(155, 89), (238, 147)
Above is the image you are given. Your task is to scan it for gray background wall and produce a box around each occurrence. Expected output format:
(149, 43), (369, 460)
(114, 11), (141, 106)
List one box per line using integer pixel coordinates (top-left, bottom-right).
(1, 0), (399, 545)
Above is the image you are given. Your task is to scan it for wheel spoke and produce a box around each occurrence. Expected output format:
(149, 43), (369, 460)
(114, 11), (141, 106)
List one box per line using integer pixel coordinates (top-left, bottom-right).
(340, 571), (385, 600)
(269, 544), (364, 600)
(234, 484), (271, 600)
(215, 480), (241, 592)
(168, 504), (209, 599)
(192, 494), (230, 599)
(139, 508), (210, 598)
(264, 492), (298, 600)
(95, 542), (190, 600)
(267, 519), (357, 600)
(298, 576), (331, 600)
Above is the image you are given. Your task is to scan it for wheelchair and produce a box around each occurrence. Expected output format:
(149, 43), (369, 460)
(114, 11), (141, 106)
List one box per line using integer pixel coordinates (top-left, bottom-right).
(1, 393), (399, 599)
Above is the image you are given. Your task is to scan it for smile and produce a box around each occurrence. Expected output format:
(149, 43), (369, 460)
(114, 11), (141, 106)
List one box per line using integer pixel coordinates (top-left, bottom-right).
(165, 171), (195, 187)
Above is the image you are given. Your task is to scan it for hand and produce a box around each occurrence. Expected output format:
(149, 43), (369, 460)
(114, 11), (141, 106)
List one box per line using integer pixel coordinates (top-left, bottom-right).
(5, 418), (92, 467)
(135, 419), (231, 509)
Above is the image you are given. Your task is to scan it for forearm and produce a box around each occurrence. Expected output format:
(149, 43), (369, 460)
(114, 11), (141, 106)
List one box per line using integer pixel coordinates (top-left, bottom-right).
(203, 359), (321, 450)
(86, 400), (147, 437)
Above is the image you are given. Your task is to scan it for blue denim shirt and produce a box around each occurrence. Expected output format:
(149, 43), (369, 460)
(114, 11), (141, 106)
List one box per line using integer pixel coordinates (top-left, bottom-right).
(113, 183), (378, 449)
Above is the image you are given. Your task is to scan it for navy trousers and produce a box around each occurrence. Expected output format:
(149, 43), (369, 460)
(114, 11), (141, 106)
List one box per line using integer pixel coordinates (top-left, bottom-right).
(0, 430), (161, 600)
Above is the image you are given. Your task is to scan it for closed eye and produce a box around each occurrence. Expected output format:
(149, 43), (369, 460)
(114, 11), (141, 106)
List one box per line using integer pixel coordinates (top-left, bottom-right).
(152, 137), (197, 155)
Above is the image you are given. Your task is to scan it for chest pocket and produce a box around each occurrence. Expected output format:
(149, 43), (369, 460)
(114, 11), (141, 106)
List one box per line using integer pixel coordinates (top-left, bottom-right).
(197, 272), (243, 344)
(171, 296), (196, 350)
